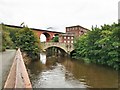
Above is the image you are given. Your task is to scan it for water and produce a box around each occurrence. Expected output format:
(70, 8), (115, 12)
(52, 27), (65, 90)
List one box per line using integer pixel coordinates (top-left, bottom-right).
(27, 53), (119, 88)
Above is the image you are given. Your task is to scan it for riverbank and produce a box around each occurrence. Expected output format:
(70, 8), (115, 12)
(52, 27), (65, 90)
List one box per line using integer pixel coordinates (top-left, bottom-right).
(22, 52), (32, 65)
(72, 57), (119, 71)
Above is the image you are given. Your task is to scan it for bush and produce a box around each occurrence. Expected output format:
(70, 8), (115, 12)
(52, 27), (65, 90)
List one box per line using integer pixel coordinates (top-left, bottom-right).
(52, 36), (59, 42)
(2, 29), (13, 50)
(73, 23), (120, 70)
(1, 24), (41, 60)
(15, 26), (41, 60)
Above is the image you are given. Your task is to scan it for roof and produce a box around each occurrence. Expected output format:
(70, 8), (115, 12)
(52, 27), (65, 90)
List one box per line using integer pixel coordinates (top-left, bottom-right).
(59, 33), (75, 37)
(4, 24), (64, 34)
(66, 25), (89, 31)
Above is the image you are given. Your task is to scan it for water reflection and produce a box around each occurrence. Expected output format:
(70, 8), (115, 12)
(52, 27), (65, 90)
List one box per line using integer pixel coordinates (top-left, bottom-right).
(27, 53), (119, 88)
(40, 53), (46, 64)
(61, 58), (119, 88)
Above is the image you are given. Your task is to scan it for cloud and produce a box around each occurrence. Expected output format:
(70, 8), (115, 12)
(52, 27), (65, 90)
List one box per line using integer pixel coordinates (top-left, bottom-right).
(0, 0), (119, 32)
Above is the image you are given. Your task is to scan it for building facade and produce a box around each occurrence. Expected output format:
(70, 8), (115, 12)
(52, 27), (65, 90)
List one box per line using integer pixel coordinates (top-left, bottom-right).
(59, 25), (89, 44)
(66, 25), (88, 37)
(59, 33), (74, 43)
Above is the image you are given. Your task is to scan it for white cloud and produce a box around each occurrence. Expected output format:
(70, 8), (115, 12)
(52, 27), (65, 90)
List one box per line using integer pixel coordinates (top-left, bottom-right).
(0, 0), (119, 32)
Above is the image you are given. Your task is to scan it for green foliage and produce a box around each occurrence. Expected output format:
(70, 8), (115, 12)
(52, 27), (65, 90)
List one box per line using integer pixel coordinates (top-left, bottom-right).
(52, 36), (59, 42)
(73, 23), (120, 70)
(15, 26), (40, 60)
(2, 25), (14, 50)
(2, 24), (18, 49)
(1, 24), (41, 60)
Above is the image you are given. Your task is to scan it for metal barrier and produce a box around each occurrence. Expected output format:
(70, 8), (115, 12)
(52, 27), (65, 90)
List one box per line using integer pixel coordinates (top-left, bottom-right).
(4, 48), (32, 89)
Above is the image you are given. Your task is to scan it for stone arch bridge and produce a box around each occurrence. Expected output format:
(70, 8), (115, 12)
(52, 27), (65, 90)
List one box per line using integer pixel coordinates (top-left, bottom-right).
(42, 42), (74, 54)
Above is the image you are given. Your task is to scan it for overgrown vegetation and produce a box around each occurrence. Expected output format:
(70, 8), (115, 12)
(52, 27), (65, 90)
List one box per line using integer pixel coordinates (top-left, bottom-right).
(72, 23), (120, 70)
(52, 36), (59, 42)
(2, 30), (13, 51)
(15, 26), (41, 60)
(1, 24), (41, 60)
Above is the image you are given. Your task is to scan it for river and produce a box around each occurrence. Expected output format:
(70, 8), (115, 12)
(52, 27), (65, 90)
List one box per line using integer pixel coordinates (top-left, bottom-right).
(26, 53), (119, 89)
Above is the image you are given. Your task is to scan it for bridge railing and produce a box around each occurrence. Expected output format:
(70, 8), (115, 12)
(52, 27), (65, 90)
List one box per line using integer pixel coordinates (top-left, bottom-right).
(4, 48), (32, 89)
(42, 42), (73, 47)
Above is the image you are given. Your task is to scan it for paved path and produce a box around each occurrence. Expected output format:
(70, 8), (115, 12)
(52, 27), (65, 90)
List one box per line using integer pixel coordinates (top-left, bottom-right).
(3, 49), (32, 88)
(0, 50), (16, 89)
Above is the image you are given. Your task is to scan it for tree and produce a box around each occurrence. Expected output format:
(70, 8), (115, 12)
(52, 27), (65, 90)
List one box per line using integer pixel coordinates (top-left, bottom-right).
(15, 26), (41, 60)
(73, 22), (120, 70)
(52, 36), (59, 42)
(2, 24), (13, 51)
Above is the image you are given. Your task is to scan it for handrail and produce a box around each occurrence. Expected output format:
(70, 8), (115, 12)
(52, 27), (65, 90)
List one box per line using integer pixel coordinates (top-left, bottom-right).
(4, 48), (32, 89)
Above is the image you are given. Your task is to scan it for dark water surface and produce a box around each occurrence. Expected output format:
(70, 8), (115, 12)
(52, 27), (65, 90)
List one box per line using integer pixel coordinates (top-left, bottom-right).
(27, 53), (119, 88)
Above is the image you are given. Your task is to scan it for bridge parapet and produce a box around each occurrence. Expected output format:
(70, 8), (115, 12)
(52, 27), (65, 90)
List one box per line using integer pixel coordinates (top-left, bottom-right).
(42, 42), (74, 54)
(4, 49), (32, 89)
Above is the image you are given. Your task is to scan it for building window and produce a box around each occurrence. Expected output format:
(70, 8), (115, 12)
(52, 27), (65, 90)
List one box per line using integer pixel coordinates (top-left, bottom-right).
(64, 37), (66, 39)
(71, 37), (73, 39)
(71, 41), (73, 43)
(68, 41), (70, 43)
(67, 29), (69, 32)
(64, 40), (66, 43)
(68, 37), (70, 39)
(81, 31), (84, 34)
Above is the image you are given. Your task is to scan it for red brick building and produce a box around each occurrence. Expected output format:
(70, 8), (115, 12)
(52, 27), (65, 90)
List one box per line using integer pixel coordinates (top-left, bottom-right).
(59, 25), (89, 43)
(59, 33), (74, 43)
(66, 25), (88, 37)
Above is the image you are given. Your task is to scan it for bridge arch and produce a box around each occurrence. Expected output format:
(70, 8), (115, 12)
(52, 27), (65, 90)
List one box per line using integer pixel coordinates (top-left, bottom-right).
(42, 42), (74, 55)
(32, 29), (62, 42)
(45, 46), (67, 53)
(40, 32), (51, 42)
(70, 50), (76, 57)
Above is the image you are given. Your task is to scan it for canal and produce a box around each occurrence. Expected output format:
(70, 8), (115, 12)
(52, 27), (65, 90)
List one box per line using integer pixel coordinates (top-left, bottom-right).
(26, 53), (119, 88)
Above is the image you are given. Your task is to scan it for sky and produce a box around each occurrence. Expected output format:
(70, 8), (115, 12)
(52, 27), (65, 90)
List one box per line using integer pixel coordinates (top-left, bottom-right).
(0, 0), (119, 33)
(118, 1), (120, 20)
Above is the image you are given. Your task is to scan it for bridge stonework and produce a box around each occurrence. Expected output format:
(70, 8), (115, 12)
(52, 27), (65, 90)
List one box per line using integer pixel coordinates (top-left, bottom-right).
(32, 29), (62, 42)
(42, 42), (74, 54)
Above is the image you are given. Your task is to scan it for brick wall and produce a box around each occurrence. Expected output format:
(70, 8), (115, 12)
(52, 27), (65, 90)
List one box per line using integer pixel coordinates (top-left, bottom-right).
(59, 25), (89, 44)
